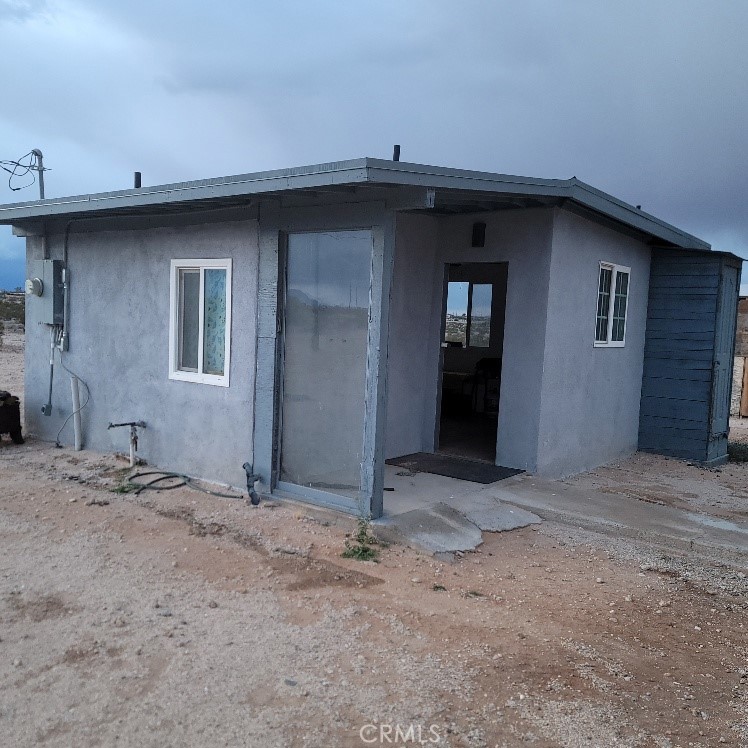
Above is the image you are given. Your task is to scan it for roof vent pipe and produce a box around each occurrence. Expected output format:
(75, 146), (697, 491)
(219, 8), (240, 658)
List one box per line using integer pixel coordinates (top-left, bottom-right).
(392, 145), (400, 162)
(134, 171), (142, 189)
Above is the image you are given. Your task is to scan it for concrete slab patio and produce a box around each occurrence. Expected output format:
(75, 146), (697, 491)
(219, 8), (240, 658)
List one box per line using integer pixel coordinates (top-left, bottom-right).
(379, 464), (748, 563)
(374, 499), (540, 554)
(493, 475), (748, 565)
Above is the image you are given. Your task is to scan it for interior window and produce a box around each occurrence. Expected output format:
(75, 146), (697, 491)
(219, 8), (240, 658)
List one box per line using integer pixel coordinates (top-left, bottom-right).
(445, 281), (469, 346)
(444, 281), (491, 348)
(468, 284), (492, 348)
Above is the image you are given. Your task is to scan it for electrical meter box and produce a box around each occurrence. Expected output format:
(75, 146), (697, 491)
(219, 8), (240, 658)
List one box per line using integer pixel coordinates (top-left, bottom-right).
(27, 260), (64, 325)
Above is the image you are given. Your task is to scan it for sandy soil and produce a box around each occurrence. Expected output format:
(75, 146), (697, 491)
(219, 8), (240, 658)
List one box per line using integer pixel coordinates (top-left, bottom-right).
(1, 336), (747, 747)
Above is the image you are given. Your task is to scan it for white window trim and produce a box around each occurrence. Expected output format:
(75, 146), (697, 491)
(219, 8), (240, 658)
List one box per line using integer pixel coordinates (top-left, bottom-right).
(168, 258), (232, 386)
(594, 261), (630, 348)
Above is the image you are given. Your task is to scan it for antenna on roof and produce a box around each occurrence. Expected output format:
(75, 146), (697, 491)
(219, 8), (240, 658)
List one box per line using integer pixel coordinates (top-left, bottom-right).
(30, 149), (45, 199)
(0, 149), (47, 199)
(392, 144), (400, 162)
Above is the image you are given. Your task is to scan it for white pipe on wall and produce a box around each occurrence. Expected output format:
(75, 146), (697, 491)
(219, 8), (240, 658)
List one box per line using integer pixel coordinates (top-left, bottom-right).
(70, 375), (82, 451)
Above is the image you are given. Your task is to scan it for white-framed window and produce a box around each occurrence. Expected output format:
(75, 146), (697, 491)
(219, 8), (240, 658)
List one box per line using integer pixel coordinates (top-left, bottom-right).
(169, 258), (232, 386)
(594, 262), (630, 347)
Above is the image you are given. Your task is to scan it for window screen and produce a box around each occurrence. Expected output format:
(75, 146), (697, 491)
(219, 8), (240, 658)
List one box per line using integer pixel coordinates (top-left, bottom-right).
(203, 268), (227, 376)
(611, 270), (629, 342)
(178, 269), (200, 371)
(595, 266), (612, 343)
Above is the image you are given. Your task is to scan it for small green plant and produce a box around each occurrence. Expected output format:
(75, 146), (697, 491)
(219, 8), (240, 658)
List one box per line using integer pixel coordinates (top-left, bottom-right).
(341, 515), (380, 562)
(432, 584), (447, 592)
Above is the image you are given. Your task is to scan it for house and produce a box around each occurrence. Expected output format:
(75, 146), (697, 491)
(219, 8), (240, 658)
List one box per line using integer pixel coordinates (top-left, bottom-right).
(0, 158), (741, 519)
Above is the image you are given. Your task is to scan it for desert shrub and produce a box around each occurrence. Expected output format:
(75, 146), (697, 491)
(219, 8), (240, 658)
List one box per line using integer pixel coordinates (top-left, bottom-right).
(0, 293), (26, 325)
(728, 442), (748, 462)
(0, 295), (24, 327)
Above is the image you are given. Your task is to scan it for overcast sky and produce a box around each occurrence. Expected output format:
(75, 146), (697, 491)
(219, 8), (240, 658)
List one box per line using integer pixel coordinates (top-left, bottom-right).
(1, 0), (747, 290)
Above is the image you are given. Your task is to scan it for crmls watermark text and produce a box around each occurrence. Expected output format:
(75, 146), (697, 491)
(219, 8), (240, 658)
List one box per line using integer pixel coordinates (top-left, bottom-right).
(359, 723), (442, 744)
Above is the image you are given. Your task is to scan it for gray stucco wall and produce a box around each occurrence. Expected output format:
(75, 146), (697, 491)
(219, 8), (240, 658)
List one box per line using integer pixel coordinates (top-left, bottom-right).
(384, 214), (441, 459)
(384, 208), (554, 471)
(536, 208), (651, 476)
(22, 202), (654, 495)
(439, 210), (554, 471)
(24, 219), (259, 488)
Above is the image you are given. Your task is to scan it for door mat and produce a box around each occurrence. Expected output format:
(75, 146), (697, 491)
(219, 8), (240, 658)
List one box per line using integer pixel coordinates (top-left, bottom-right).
(386, 452), (523, 484)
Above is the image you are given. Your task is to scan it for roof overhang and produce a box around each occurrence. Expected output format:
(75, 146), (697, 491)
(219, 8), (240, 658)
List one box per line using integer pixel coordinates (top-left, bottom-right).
(0, 157), (712, 251)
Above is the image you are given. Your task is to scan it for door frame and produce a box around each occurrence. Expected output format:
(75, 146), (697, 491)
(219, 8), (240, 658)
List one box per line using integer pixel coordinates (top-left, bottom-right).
(252, 202), (394, 519)
(434, 261), (508, 460)
(432, 263), (450, 452)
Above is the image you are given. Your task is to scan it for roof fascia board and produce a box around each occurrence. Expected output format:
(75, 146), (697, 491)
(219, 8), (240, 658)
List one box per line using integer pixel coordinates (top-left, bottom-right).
(649, 245), (743, 264)
(567, 180), (710, 251)
(0, 159), (371, 222)
(559, 201), (669, 247)
(364, 159), (709, 251)
(14, 203), (261, 236)
(0, 155), (712, 253)
(364, 158), (572, 197)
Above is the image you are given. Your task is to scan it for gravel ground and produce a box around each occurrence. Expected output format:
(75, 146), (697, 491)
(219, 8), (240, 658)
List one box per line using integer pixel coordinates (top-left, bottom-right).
(1, 335), (747, 747)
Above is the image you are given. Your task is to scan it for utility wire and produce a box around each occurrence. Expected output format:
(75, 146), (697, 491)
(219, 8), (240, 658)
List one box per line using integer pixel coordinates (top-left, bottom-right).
(0, 150), (48, 192)
(54, 347), (92, 447)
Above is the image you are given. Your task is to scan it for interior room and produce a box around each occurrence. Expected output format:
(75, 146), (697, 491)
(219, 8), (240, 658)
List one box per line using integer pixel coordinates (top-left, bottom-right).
(438, 262), (508, 462)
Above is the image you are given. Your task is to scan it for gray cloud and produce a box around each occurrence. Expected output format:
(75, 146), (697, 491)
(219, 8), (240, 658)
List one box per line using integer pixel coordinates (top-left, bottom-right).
(1, 0), (747, 288)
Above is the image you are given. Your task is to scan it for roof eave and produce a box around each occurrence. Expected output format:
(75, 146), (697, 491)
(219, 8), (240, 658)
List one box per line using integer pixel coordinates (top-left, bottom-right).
(363, 160), (710, 251)
(0, 156), (713, 252)
(0, 158), (372, 222)
(567, 180), (710, 251)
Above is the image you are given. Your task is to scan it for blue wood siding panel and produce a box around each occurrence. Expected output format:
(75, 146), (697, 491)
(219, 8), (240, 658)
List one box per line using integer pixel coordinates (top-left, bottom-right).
(707, 263), (740, 462)
(638, 249), (741, 463)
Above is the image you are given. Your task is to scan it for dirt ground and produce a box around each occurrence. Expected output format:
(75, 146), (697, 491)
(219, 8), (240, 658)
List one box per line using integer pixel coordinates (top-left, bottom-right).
(1, 334), (747, 747)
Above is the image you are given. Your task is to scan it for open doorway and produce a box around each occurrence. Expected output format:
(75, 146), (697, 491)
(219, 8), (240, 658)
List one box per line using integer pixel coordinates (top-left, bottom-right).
(437, 263), (508, 462)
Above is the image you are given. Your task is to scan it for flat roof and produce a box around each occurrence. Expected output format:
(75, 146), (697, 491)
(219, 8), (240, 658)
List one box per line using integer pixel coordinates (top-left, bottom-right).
(0, 157), (711, 250)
